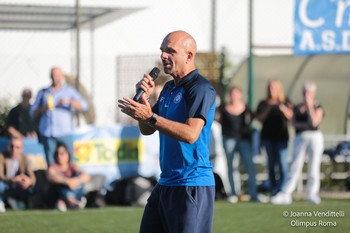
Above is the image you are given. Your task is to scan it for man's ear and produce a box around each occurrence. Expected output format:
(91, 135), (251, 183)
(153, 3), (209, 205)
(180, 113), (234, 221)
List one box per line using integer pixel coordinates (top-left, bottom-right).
(187, 51), (193, 63)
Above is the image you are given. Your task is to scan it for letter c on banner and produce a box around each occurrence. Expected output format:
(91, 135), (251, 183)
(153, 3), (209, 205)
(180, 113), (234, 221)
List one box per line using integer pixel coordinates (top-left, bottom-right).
(299, 0), (325, 28)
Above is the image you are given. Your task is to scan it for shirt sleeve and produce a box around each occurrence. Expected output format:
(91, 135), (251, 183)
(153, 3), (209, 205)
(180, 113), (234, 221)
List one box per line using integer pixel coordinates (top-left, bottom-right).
(7, 107), (18, 127)
(185, 81), (216, 124)
(29, 88), (46, 117)
(69, 87), (88, 112)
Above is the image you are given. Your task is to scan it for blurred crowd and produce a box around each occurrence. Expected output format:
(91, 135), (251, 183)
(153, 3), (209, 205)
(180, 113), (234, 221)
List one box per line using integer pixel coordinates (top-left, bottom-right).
(214, 80), (325, 205)
(0, 65), (328, 213)
(1, 66), (94, 213)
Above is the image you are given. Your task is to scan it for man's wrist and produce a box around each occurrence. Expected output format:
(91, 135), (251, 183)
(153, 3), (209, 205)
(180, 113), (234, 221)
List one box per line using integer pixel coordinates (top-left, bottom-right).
(147, 113), (158, 126)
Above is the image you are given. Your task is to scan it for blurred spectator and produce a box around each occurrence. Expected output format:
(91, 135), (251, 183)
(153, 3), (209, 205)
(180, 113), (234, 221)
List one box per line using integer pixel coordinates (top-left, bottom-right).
(209, 96), (223, 167)
(47, 142), (90, 212)
(219, 86), (259, 203)
(30, 66), (88, 165)
(7, 88), (37, 138)
(256, 80), (293, 196)
(209, 109), (220, 167)
(271, 81), (324, 205)
(0, 136), (36, 212)
(210, 105), (228, 200)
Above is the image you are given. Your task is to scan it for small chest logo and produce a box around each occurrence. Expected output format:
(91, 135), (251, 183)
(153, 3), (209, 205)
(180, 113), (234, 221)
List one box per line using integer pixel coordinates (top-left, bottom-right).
(174, 92), (182, 104)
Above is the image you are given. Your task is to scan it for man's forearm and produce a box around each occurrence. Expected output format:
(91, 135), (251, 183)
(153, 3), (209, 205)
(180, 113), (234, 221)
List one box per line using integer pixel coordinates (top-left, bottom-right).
(148, 116), (203, 144)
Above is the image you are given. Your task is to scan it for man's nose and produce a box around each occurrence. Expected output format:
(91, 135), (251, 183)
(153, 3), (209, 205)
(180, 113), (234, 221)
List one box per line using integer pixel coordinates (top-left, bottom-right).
(161, 52), (169, 60)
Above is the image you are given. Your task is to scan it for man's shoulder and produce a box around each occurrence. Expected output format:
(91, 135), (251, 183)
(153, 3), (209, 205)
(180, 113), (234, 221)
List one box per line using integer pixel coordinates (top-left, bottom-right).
(8, 104), (21, 114)
(37, 87), (50, 93)
(21, 154), (32, 166)
(191, 71), (214, 88)
(0, 150), (10, 160)
(62, 85), (77, 91)
(59, 85), (81, 96)
(185, 74), (215, 96)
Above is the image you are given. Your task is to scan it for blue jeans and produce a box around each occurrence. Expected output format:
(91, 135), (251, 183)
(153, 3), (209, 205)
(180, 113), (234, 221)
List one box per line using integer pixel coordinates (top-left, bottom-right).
(222, 136), (258, 200)
(0, 181), (33, 202)
(41, 135), (74, 165)
(61, 184), (84, 201)
(262, 140), (289, 196)
(0, 181), (8, 201)
(50, 182), (85, 203)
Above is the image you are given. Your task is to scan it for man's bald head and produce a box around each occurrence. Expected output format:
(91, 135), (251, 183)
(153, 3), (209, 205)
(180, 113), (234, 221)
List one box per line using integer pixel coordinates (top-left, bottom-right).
(50, 66), (64, 87)
(160, 31), (197, 80)
(164, 30), (197, 58)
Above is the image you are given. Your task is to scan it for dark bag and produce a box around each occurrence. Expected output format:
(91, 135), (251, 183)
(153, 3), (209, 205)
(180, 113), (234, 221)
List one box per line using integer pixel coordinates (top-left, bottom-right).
(105, 176), (156, 206)
(214, 172), (227, 200)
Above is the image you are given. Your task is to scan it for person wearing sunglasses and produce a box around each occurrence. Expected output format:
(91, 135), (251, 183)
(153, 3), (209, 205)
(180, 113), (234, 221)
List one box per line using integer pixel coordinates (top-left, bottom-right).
(0, 136), (36, 212)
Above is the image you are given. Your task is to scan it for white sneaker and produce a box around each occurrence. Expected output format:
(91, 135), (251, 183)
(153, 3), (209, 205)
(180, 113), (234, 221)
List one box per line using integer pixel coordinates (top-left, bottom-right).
(7, 197), (19, 210)
(78, 197), (87, 209)
(56, 199), (67, 212)
(256, 194), (270, 203)
(228, 195), (238, 204)
(308, 195), (321, 205)
(271, 192), (292, 205)
(0, 200), (6, 213)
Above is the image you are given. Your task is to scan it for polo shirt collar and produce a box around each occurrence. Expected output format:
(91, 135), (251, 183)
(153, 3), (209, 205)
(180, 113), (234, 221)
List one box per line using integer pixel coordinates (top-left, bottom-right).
(175, 69), (198, 87)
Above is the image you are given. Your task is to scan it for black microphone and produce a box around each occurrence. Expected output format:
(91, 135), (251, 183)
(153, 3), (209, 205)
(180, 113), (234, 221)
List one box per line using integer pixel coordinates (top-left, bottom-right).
(133, 67), (160, 102)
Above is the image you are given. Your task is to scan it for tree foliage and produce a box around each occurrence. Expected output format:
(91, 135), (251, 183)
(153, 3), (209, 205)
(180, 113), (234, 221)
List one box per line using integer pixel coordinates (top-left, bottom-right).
(0, 98), (11, 137)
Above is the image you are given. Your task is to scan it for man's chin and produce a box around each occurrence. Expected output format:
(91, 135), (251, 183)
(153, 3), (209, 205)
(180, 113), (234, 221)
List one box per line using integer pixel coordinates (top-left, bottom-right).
(163, 67), (172, 74)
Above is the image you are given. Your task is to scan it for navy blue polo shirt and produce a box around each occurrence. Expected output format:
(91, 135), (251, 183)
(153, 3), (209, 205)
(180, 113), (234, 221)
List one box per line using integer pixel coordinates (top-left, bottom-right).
(152, 69), (216, 186)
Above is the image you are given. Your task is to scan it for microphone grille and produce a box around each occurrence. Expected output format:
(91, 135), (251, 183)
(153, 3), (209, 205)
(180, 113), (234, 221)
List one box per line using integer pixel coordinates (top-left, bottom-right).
(149, 67), (160, 80)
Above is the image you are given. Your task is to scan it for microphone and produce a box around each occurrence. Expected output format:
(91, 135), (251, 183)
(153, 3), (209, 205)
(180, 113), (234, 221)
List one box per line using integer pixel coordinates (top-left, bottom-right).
(133, 67), (160, 102)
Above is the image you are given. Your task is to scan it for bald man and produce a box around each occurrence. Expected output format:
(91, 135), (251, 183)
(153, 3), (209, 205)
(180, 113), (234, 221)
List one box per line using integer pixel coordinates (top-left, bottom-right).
(30, 67), (88, 166)
(7, 88), (37, 138)
(118, 31), (216, 233)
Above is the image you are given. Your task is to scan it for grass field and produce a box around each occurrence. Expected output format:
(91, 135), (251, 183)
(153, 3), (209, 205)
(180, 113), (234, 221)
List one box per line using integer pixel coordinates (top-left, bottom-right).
(0, 199), (349, 233)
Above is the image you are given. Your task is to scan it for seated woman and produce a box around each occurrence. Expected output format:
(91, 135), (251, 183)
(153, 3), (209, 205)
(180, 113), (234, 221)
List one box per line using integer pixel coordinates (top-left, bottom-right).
(47, 142), (90, 211)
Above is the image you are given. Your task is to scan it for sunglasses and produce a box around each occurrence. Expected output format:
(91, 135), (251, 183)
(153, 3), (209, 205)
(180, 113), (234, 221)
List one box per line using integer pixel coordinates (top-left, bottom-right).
(10, 144), (22, 149)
